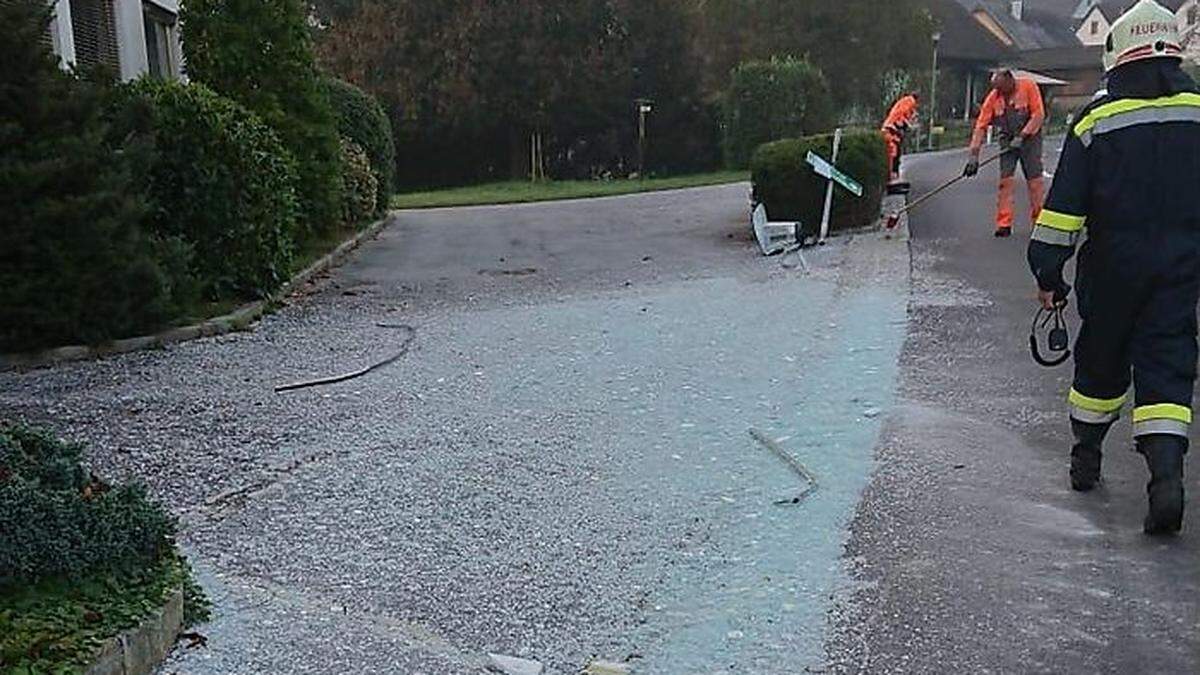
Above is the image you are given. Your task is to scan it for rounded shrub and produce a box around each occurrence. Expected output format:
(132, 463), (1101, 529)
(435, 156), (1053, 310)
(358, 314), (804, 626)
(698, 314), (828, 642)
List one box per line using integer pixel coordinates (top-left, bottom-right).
(181, 0), (343, 236)
(339, 138), (379, 227)
(0, 425), (176, 583)
(750, 130), (887, 237)
(121, 79), (301, 300)
(723, 57), (834, 169)
(325, 78), (395, 213)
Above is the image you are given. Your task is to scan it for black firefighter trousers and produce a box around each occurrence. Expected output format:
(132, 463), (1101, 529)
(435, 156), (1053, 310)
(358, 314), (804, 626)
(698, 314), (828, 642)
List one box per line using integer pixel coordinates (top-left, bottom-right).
(1068, 238), (1200, 439)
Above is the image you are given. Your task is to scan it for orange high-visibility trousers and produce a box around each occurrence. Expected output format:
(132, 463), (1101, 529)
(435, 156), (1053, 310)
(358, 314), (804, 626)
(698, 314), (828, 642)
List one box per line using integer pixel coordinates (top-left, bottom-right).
(996, 175), (1046, 231)
(883, 129), (903, 181)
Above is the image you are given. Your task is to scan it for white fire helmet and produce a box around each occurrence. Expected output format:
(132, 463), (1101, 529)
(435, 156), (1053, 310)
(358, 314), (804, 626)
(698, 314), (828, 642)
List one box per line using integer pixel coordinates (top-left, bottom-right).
(1103, 0), (1183, 72)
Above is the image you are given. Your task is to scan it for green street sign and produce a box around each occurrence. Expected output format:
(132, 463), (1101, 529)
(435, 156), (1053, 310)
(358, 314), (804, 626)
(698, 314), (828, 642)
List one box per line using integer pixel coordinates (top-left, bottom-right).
(806, 151), (863, 197)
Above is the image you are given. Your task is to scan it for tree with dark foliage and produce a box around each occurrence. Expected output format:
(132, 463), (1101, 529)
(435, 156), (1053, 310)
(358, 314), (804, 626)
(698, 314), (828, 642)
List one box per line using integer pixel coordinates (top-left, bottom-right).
(0, 0), (190, 352)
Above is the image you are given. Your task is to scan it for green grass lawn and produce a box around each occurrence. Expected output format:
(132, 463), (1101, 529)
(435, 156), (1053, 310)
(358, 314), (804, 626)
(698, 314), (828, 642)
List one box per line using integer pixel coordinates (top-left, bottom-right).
(391, 170), (749, 210)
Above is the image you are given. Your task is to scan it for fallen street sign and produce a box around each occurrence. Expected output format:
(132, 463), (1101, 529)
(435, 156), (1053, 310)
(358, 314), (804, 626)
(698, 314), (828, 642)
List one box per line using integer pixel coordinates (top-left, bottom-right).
(806, 151), (863, 197)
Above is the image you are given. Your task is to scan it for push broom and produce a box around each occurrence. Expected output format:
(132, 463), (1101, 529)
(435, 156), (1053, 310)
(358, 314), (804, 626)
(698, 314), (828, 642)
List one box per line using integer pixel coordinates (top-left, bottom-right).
(884, 147), (1017, 231)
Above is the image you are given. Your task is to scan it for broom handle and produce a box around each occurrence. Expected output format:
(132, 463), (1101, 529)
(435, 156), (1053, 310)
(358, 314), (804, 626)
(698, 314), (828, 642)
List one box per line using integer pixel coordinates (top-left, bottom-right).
(900, 149), (1010, 216)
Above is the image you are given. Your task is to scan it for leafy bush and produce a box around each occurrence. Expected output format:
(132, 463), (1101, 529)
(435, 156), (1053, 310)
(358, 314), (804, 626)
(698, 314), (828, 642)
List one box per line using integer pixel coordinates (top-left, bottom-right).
(120, 79), (301, 300)
(325, 78), (395, 213)
(0, 422), (209, 672)
(1, 554), (205, 672)
(723, 57), (834, 169)
(0, 0), (194, 353)
(182, 0), (343, 235)
(750, 131), (887, 237)
(339, 139), (379, 227)
(0, 425), (176, 584)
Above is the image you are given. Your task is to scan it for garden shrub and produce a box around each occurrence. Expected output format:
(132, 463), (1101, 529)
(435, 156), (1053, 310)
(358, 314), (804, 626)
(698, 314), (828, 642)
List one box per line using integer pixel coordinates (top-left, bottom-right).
(750, 130), (887, 237)
(121, 78), (301, 300)
(0, 423), (210, 671)
(0, 425), (176, 583)
(723, 57), (834, 169)
(182, 0), (343, 235)
(339, 139), (380, 227)
(325, 78), (395, 213)
(0, 0), (194, 352)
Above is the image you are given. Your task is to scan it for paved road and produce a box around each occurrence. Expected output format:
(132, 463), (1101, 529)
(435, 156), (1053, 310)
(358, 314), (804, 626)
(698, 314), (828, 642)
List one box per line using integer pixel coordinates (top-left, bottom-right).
(7, 156), (1194, 673)
(2, 185), (912, 673)
(829, 147), (1200, 673)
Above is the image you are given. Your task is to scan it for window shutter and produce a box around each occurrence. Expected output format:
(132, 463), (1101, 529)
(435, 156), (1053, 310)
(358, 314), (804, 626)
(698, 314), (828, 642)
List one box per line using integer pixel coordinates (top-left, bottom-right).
(69, 0), (120, 71)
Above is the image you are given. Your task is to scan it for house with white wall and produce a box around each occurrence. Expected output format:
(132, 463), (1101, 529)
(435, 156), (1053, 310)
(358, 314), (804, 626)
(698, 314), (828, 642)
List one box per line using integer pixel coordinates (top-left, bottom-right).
(1073, 0), (1200, 62)
(44, 0), (183, 80)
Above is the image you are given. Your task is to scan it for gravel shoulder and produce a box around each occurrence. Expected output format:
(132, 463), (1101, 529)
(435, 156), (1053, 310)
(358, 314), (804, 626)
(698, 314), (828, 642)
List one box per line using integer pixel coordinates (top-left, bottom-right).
(2, 184), (912, 673)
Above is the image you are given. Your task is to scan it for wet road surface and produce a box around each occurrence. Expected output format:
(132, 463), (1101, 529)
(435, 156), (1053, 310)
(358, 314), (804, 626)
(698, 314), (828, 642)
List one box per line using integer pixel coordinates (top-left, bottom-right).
(829, 147), (1200, 673)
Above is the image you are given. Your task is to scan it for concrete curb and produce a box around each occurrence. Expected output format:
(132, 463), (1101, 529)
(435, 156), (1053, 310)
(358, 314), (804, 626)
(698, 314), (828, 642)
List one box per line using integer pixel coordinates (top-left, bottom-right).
(0, 216), (393, 372)
(84, 589), (183, 675)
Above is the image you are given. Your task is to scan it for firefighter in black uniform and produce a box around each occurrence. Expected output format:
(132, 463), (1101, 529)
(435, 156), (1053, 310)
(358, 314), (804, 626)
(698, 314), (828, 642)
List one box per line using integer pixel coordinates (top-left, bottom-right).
(1028, 0), (1200, 535)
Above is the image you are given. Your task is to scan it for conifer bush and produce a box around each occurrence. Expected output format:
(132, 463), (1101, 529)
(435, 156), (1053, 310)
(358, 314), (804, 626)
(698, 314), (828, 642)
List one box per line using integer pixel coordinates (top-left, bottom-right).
(0, 0), (194, 352)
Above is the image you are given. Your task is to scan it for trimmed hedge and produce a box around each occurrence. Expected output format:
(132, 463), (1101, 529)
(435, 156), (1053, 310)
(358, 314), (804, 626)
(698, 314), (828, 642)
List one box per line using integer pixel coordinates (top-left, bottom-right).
(0, 0), (194, 353)
(750, 130), (887, 237)
(325, 78), (395, 213)
(121, 79), (301, 300)
(723, 57), (834, 169)
(339, 138), (379, 227)
(181, 0), (343, 235)
(0, 425), (176, 584)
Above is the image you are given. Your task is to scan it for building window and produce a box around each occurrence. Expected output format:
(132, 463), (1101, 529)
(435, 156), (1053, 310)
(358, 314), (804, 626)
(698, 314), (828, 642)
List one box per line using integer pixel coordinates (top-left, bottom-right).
(142, 2), (177, 79)
(1091, 20), (1100, 35)
(70, 0), (120, 71)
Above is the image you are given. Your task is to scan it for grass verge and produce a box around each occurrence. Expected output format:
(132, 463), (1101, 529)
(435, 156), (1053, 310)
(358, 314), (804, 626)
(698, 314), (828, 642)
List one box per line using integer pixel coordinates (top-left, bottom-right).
(391, 171), (749, 210)
(0, 554), (209, 673)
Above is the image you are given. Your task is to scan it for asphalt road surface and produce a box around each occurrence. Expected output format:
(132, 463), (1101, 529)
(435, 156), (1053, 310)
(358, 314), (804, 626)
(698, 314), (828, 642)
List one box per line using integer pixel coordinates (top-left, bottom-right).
(3, 155), (1196, 673)
(828, 146), (1200, 673)
(3, 185), (911, 673)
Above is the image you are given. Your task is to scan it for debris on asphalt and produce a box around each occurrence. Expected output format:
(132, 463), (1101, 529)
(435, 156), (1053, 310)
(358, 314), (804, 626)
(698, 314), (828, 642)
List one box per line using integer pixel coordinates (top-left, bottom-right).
(274, 324), (415, 393)
(179, 632), (209, 649)
(749, 428), (819, 505)
(487, 653), (544, 675)
(585, 659), (632, 674)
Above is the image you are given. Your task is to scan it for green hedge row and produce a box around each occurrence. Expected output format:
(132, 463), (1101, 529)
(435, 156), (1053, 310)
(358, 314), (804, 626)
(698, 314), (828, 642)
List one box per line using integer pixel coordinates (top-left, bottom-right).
(750, 130), (887, 237)
(339, 138), (379, 226)
(723, 57), (834, 169)
(1, 1), (396, 353)
(325, 78), (395, 214)
(122, 79), (301, 300)
(0, 425), (176, 584)
(182, 0), (344, 236)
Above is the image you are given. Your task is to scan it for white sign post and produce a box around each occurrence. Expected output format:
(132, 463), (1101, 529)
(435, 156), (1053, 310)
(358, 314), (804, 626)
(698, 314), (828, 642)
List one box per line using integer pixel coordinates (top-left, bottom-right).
(805, 128), (865, 245)
(819, 128), (842, 244)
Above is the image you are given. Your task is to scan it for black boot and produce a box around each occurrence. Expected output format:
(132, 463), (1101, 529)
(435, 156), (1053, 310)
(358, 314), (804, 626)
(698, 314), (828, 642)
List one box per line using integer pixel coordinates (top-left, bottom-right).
(1138, 435), (1187, 536)
(1070, 419), (1111, 492)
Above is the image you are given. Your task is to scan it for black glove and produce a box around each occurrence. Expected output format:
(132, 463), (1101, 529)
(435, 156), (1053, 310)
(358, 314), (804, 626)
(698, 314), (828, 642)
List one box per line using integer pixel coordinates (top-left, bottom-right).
(963, 157), (979, 177)
(1052, 282), (1072, 307)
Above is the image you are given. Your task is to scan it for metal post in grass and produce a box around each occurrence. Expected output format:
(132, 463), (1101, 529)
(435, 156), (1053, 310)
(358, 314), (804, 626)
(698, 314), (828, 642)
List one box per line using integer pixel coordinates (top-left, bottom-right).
(928, 31), (941, 151)
(636, 98), (653, 179)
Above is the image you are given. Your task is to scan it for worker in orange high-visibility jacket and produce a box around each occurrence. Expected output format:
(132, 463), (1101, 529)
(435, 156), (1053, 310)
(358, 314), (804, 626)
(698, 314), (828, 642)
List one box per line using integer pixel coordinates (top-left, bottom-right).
(963, 71), (1046, 237)
(881, 93), (920, 182)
